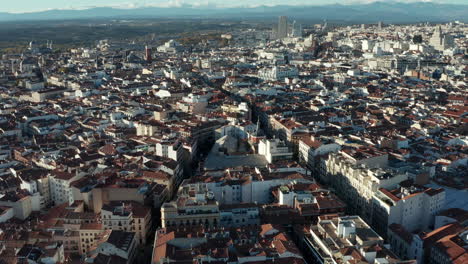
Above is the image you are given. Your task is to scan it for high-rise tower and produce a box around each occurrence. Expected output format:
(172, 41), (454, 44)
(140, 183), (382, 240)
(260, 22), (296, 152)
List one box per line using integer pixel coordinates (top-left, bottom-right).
(277, 16), (288, 39)
(292, 20), (303, 38)
(430, 25), (454, 51)
(145, 45), (152, 63)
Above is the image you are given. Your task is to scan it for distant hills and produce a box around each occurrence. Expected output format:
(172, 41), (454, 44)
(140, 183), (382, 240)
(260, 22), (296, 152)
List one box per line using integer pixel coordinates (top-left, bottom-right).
(0, 2), (467, 23)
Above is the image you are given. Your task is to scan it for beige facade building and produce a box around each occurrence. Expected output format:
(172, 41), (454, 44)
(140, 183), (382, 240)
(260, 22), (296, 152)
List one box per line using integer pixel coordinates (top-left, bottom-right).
(373, 183), (445, 236)
(51, 229), (80, 254)
(0, 191), (32, 220)
(79, 223), (105, 255)
(48, 170), (84, 206)
(161, 191), (220, 228)
(430, 26), (454, 51)
(304, 215), (408, 264)
(72, 178), (156, 213)
(322, 150), (407, 223)
(101, 201), (152, 245)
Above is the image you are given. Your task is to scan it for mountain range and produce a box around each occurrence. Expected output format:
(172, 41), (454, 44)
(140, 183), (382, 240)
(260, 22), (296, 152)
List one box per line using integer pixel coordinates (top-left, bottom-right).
(0, 2), (467, 23)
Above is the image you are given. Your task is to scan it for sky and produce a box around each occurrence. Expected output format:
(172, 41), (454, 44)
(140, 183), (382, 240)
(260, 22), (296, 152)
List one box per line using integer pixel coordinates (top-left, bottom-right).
(2, 0), (467, 13)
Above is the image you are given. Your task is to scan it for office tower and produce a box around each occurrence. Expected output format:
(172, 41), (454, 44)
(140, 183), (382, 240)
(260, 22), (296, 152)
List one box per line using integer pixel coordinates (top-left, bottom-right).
(430, 26), (443, 49)
(378, 21), (383, 30)
(430, 26), (454, 51)
(272, 25), (278, 39)
(322, 20), (328, 32)
(145, 45), (152, 63)
(292, 20), (303, 38)
(277, 16), (288, 39)
(292, 20), (296, 37)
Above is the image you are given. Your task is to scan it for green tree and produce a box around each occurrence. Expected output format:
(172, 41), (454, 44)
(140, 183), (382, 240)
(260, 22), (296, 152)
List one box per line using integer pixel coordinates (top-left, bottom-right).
(412, 35), (423, 44)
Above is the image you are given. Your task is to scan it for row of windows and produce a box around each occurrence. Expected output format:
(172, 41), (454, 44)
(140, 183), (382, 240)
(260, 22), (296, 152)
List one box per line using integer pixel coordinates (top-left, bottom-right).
(165, 218), (218, 226)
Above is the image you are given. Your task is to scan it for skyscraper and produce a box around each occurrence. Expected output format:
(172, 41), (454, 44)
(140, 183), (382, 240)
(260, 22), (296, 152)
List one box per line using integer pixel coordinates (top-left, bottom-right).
(277, 16), (288, 39)
(145, 45), (152, 63)
(378, 21), (383, 30)
(292, 20), (303, 38)
(322, 20), (328, 32)
(430, 26), (454, 51)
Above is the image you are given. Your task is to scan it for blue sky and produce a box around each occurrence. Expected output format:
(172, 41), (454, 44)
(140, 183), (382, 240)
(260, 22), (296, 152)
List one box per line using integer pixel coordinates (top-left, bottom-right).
(2, 0), (467, 13)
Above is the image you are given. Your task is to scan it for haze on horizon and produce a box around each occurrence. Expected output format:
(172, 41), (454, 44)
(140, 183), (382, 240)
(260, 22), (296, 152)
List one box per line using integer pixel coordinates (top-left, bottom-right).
(2, 0), (468, 13)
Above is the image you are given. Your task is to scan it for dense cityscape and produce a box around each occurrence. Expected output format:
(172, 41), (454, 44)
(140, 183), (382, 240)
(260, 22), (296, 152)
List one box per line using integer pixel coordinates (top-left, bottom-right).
(0, 7), (467, 264)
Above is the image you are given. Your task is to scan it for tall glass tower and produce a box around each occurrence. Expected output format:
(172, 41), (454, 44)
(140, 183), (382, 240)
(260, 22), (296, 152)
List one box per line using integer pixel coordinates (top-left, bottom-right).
(278, 16), (288, 39)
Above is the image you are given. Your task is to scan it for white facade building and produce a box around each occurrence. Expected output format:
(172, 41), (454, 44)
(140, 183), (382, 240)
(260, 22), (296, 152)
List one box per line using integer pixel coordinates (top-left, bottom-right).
(258, 138), (293, 163)
(373, 184), (445, 235)
(48, 171), (85, 205)
(258, 66), (298, 81)
(322, 151), (407, 224)
(430, 26), (454, 51)
(298, 136), (341, 169)
(305, 215), (404, 264)
(179, 168), (313, 205)
(157, 40), (184, 53)
(93, 230), (137, 264)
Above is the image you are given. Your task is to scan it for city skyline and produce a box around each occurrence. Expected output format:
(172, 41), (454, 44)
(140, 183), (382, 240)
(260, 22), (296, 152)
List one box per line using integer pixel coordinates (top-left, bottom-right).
(0, 0), (467, 262)
(2, 0), (468, 13)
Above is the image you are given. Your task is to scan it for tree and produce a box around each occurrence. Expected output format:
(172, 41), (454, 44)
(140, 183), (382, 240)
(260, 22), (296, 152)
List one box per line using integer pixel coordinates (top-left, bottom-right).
(413, 35), (423, 44)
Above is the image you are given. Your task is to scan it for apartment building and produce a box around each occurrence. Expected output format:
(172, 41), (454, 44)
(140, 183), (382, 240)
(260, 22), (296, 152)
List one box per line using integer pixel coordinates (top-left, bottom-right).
(0, 190), (32, 220)
(258, 138), (293, 163)
(298, 136), (340, 169)
(322, 150), (407, 223)
(16, 242), (65, 264)
(258, 66), (299, 81)
(373, 181), (445, 236)
(92, 230), (137, 264)
(51, 229), (80, 254)
(101, 201), (152, 245)
(276, 183), (346, 221)
(161, 190), (220, 229)
(130, 136), (184, 162)
(219, 203), (260, 227)
(152, 224), (305, 264)
(77, 178), (157, 213)
(79, 223), (104, 255)
(268, 116), (308, 144)
(17, 167), (51, 209)
(48, 170), (84, 206)
(304, 215), (410, 264)
(388, 222), (466, 264)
